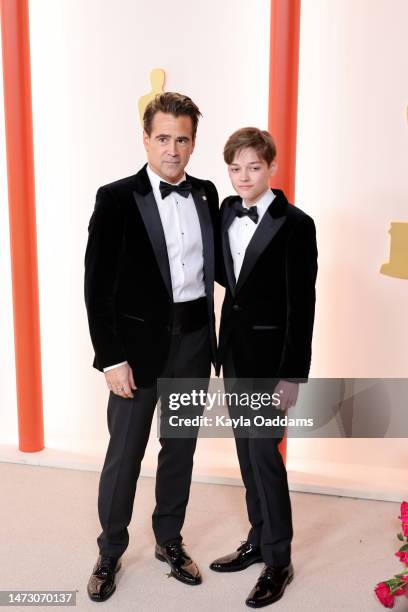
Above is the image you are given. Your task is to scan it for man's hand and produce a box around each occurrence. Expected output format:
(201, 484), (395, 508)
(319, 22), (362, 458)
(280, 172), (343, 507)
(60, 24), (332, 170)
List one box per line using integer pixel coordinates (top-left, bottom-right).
(275, 380), (299, 412)
(104, 364), (137, 398)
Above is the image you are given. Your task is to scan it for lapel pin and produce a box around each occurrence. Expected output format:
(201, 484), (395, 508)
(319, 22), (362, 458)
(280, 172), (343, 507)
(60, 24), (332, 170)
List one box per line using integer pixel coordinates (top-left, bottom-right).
(202, 195), (207, 200)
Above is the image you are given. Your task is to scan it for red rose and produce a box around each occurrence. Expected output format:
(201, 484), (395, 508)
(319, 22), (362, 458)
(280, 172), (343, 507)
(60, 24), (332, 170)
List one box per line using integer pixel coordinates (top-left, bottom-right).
(375, 582), (395, 608)
(396, 551), (408, 564)
(399, 502), (408, 519)
(399, 502), (408, 534)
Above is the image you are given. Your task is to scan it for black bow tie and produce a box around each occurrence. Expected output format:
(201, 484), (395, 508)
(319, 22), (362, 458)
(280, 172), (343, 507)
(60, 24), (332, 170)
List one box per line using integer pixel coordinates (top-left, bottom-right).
(159, 180), (192, 199)
(233, 200), (259, 224)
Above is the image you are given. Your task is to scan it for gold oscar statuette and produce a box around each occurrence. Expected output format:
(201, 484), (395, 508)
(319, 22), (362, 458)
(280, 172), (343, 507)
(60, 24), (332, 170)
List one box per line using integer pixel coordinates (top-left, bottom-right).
(380, 223), (408, 279)
(138, 68), (166, 125)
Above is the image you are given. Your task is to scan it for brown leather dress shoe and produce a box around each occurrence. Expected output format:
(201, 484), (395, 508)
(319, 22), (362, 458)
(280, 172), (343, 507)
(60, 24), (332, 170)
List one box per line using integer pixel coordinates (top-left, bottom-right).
(210, 541), (263, 572)
(155, 541), (202, 585)
(87, 554), (121, 602)
(246, 562), (294, 608)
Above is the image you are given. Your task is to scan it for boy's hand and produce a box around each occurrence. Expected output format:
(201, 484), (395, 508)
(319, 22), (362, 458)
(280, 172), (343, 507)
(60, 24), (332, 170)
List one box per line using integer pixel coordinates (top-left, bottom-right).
(275, 380), (299, 412)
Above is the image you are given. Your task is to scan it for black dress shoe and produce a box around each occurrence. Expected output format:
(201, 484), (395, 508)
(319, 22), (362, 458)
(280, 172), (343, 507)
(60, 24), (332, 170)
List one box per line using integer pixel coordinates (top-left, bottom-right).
(210, 541), (263, 572)
(155, 541), (201, 585)
(87, 554), (121, 602)
(246, 562), (294, 608)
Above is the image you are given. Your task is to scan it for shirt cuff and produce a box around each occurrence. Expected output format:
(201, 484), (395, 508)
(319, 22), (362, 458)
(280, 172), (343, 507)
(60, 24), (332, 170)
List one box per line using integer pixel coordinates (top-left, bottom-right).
(103, 361), (128, 372)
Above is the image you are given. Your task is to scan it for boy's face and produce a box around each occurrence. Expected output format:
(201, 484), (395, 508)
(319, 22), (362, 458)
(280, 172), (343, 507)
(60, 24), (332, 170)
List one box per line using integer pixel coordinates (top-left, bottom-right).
(227, 147), (277, 205)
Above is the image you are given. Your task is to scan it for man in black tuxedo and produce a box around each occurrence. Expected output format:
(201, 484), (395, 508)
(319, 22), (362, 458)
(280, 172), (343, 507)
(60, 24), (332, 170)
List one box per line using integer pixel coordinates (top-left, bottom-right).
(210, 128), (317, 608)
(84, 92), (219, 601)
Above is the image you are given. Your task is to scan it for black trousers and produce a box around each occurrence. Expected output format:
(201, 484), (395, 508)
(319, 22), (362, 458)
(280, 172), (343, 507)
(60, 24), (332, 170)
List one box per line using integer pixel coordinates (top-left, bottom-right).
(223, 350), (293, 567)
(97, 324), (211, 558)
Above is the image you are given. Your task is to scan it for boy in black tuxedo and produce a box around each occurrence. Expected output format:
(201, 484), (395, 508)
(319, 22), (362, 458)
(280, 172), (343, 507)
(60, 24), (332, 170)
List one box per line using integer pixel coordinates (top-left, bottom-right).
(210, 128), (317, 608)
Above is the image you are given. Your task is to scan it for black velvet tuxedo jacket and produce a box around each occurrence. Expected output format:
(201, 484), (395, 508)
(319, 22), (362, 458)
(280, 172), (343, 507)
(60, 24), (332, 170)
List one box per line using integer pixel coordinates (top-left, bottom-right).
(217, 188), (318, 381)
(84, 163), (219, 387)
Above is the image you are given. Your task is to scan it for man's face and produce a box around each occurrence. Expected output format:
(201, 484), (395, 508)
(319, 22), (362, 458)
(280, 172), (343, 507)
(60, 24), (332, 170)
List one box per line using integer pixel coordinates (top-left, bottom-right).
(143, 111), (195, 183)
(228, 147), (276, 205)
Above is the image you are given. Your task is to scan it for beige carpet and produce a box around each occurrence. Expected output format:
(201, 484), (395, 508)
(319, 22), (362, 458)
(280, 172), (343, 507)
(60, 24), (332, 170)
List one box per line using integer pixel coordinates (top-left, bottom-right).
(0, 462), (405, 611)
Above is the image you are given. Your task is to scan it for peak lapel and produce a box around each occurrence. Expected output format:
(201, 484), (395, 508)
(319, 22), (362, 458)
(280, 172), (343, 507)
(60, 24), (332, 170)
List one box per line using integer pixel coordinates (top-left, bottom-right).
(190, 181), (214, 298)
(132, 182), (173, 299)
(234, 191), (288, 294)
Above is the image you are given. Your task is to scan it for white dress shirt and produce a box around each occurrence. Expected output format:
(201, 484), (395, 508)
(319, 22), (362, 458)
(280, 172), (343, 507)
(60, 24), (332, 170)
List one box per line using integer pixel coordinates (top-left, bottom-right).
(146, 164), (205, 302)
(104, 164), (205, 372)
(228, 189), (275, 282)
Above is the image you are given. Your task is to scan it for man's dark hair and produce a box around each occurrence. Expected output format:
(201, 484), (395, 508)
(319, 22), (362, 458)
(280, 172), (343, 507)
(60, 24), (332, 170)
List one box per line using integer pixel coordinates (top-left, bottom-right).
(223, 127), (277, 165)
(143, 92), (202, 140)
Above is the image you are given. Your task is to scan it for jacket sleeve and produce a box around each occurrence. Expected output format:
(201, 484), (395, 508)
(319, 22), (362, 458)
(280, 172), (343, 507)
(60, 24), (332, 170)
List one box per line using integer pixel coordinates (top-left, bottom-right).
(84, 186), (127, 370)
(277, 215), (318, 382)
(215, 196), (227, 288)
